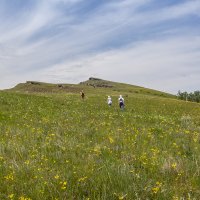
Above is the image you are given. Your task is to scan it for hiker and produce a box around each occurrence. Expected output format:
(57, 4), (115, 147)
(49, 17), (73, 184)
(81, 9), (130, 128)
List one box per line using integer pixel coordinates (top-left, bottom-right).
(118, 95), (125, 109)
(80, 90), (85, 100)
(107, 96), (112, 106)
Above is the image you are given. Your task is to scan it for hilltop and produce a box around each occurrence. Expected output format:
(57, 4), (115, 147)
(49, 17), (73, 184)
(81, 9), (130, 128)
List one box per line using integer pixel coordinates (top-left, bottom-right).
(6, 77), (175, 99)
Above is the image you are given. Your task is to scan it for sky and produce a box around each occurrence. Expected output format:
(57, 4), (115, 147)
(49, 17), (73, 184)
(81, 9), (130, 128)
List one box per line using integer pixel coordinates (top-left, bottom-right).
(0, 0), (200, 94)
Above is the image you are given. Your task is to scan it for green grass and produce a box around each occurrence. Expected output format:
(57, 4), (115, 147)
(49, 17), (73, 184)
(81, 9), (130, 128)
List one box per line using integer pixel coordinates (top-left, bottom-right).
(0, 81), (200, 200)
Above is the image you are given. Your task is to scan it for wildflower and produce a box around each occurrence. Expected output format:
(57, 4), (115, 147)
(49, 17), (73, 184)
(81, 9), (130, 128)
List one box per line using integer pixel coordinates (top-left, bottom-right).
(4, 173), (14, 181)
(185, 130), (190, 134)
(173, 142), (179, 148)
(152, 187), (159, 194)
(171, 163), (177, 169)
(156, 182), (162, 187)
(114, 193), (127, 199)
(193, 138), (198, 142)
(78, 176), (88, 182)
(54, 175), (59, 179)
(93, 146), (101, 155)
(8, 194), (14, 199)
(119, 194), (127, 199)
(25, 160), (30, 165)
(108, 136), (114, 144)
(60, 181), (67, 190)
(152, 181), (162, 194)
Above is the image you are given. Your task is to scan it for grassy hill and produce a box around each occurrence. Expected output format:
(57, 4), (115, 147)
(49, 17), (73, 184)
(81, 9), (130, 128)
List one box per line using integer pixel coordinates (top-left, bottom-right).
(0, 78), (200, 199)
(8, 77), (175, 99)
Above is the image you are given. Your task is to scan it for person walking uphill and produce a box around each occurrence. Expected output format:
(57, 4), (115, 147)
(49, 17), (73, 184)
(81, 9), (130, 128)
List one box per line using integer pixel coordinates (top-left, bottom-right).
(118, 95), (125, 110)
(107, 96), (112, 106)
(80, 90), (85, 100)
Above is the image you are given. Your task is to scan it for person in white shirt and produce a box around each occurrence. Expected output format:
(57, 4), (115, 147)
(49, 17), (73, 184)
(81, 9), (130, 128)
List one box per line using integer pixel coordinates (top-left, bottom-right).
(107, 96), (112, 106)
(118, 95), (125, 109)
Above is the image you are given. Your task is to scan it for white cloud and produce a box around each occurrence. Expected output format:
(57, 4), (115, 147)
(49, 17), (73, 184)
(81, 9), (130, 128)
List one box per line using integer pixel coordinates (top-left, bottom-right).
(0, 0), (200, 94)
(0, 2), (59, 43)
(37, 35), (200, 94)
(47, 0), (83, 3)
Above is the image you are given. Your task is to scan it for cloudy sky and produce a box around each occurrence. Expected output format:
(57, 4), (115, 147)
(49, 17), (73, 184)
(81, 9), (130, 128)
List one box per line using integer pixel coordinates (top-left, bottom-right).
(0, 0), (200, 93)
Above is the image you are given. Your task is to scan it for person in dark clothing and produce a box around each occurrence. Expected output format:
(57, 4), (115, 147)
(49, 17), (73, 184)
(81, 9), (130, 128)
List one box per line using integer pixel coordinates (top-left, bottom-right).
(118, 95), (125, 110)
(80, 90), (85, 100)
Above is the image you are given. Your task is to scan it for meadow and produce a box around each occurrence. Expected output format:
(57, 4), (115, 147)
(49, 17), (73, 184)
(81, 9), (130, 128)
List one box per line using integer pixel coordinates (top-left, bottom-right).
(0, 81), (200, 200)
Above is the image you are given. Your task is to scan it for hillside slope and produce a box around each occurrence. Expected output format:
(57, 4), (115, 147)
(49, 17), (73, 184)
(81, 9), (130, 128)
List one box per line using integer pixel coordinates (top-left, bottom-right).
(0, 79), (200, 199)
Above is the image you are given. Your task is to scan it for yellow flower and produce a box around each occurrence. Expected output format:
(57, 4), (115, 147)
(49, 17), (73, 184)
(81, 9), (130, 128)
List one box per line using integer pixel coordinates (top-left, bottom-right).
(108, 136), (114, 144)
(114, 193), (127, 199)
(193, 138), (197, 142)
(63, 181), (67, 186)
(119, 194), (127, 199)
(78, 176), (88, 182)
(171, 163), (177, 169)
(61, 186), (67, 190)
(60, 181), (67, 190)
(156, 182), (162, 187)
(8, 194), (14, 199)
(54, 175), (59, 179)
(93, 146), (101, 155)
(4, 173), (14, 181)
(152, 187), (159, 194)
(25, 160), (30, 165)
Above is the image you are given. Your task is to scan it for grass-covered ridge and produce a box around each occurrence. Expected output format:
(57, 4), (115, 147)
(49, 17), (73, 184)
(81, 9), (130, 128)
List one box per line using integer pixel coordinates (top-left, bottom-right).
(0, 79), (200, 199)
(8, 77), (175, 99)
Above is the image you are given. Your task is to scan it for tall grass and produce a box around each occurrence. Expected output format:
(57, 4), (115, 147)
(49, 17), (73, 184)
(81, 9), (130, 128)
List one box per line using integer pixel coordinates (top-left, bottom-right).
(0, 91), (200, 199)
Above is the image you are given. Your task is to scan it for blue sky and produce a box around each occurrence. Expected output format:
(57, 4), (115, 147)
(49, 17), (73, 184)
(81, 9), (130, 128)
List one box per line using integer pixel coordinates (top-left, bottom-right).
(0, 0), (200, 93)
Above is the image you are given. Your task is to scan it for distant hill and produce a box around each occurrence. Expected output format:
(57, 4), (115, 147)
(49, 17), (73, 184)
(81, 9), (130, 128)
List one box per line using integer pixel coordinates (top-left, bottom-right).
(80, 77), (175, 98)
(5, 77), (175, 98)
